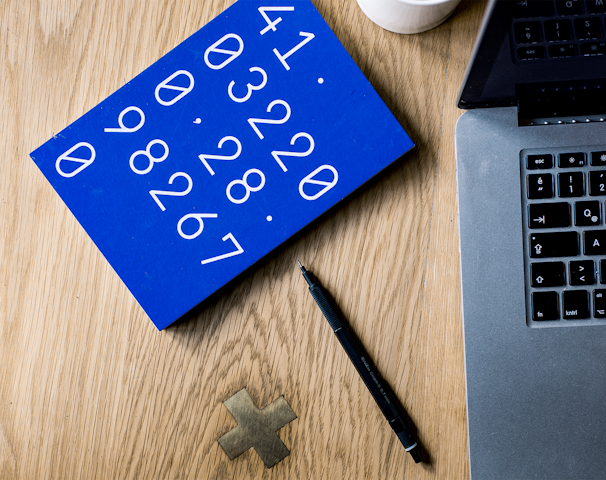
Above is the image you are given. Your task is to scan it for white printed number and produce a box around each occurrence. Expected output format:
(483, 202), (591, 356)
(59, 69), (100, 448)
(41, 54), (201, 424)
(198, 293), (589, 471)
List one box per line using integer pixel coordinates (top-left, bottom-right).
(274, 32), (314, 71)
(130, 139), (169, 175)
(226, 169), (266, 204)
(259, 6), (295, 35)
(248, 100), (291, 139)
(56, 142), (96, 178)
(271, 132), (314, 172)
(177, 213), (217, 240)
(204, 34), (244, 70)
(149, 172), (193, 211)
(201, 233), (244, 265)
(155, 70), (194, 106)
(228, 67), (267, 103)
(104, 106), (145, 133)
(199, 136), (242, 176)
(299, 165), (338, 200)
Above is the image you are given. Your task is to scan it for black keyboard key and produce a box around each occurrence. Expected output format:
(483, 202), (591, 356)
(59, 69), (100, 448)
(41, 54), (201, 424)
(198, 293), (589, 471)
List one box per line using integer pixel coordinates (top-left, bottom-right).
(514, 21), (543, 43)
(580, 41), (606, 54)
(586, 0), (606, 14)
(563, 290), (590, 319)
(531, 262), (566, 287)
(545, 19), (573, 41)
(528, 173), (553, 198)
(589, 170), (606, 195)
(558, 172), (584, 197)
(584, 230), (606, 254)
(591, 151), (606, 166)
(527, 153), (553, 169)
(558, 152), (586, 167)
(513, 0), (555, 18)
(575, 200), (601, 225)
(602, 259), (606, 283)
(574, 17), (604, 39)
(556, 0), (584, 16)
(570, 260), (595, 285)
(529, 202), (571, 228)
(594, 289), (606, 317)
(517, 46), (546, 60)
(530, 232), (579, 257)
(548, 43), (578, 57)
(532, 291), (559, 320)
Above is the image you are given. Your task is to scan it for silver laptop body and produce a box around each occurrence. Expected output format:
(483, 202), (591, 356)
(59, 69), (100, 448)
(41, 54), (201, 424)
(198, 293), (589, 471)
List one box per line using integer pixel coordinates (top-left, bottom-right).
(455, 1), (606, 478)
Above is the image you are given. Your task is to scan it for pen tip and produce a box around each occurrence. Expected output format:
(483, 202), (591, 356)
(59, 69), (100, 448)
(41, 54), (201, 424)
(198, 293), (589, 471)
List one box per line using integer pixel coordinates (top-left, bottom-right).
(297, 260), (303, 268)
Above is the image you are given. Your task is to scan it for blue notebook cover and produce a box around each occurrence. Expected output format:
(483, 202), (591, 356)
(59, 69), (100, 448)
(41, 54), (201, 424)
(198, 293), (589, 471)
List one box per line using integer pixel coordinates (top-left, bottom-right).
(30, 0), (414, 330)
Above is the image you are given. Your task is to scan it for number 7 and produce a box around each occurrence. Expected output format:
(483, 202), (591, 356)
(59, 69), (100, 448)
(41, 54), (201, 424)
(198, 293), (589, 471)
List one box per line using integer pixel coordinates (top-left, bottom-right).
(201, 233), (244, 265)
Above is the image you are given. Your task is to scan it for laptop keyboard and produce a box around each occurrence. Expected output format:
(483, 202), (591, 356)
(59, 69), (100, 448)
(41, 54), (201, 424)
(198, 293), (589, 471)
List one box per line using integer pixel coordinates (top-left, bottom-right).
(522, 146), (606, 326)
(510, 0), (606, 61)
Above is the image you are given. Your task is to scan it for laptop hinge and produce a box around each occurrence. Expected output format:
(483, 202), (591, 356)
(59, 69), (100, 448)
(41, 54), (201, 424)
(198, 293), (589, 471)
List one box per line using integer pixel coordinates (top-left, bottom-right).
(516, 80), (606, 127)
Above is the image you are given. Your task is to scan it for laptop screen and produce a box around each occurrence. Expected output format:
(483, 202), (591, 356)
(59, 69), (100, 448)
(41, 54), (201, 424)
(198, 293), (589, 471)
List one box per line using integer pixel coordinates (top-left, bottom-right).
(457, 0), (606, 116)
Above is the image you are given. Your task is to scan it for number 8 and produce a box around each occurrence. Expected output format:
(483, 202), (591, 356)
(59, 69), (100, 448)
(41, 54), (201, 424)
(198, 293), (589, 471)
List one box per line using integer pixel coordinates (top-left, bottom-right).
(226, 168), (266, 204)
(130, 139), (169, 175)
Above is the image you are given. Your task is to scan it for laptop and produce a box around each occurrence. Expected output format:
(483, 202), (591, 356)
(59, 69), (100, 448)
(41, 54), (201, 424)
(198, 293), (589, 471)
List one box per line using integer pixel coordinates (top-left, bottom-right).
(455, 1), (606, 478)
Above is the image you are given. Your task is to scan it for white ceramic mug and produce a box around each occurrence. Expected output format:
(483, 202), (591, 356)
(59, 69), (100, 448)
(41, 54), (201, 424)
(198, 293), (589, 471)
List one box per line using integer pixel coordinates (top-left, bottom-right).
(356, 0), (462, 34)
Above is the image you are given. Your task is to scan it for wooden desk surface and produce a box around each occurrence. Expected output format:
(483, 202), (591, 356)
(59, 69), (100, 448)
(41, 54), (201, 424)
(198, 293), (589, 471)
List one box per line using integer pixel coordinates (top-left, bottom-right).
(0, 0), (487, 477)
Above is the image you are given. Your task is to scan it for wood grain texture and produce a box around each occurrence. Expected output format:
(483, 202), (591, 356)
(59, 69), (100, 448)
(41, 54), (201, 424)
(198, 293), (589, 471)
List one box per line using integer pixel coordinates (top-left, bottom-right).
(0, 0), (486, 478)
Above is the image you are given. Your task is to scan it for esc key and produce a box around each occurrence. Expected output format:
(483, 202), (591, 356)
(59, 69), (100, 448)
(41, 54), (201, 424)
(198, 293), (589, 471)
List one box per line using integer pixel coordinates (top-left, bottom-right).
(528, 154), (554, 170)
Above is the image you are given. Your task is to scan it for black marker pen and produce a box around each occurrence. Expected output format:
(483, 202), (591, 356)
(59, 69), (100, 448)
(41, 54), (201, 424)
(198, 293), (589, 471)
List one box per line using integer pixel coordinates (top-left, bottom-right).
(298, 261), (423, 463)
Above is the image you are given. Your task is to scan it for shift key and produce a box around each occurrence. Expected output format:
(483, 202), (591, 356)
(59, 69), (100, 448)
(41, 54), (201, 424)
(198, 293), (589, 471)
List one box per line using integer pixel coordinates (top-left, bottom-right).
(530, 232), (578, 258)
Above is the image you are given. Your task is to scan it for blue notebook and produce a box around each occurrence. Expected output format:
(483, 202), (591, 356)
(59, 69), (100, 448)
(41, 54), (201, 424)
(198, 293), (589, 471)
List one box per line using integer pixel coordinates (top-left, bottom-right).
(30, 0), (414, 330)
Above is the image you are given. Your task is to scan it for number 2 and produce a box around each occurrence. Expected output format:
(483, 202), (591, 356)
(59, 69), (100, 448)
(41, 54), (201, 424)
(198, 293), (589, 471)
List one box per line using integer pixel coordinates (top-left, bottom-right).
(271, 132), (314, 172)
(248, 100), (291, 139)
(149, 172), (193, 211)
(198, 136), (242, 176)
(201, 233), (244, 265)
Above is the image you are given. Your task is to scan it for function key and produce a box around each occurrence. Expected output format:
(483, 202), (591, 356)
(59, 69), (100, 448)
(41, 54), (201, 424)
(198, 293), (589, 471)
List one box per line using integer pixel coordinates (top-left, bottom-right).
(590, 151), (606, 166)
(574, 17), (604, 39)
(529, 202), (570, 228)
(580, 41), (606, 55)
(545, 19), (573, 41)
(563, 290), (589, 319)
(549, 43), (578, 57)
(589, 170), (606, 195)
(532, 291), (559, 320)
(558, 172), (584, 197)
(594, 289), (606, 317)
(517, 46), (546, 60)
(558, 152), (585, 167)
(586, 0), (606, 14)
(556, 0), (584, 16)
(530, 231), (579, 258)
(527, 153), (553, 169)
(528, 173), (553, 198)
(531, 262), (565, 287)
(514, 22), (543, 43)
(583, 230), (606, 254)
(513, 0), (555, 18)
(570, 260), (595, 285)
(574, 200), (601, 226)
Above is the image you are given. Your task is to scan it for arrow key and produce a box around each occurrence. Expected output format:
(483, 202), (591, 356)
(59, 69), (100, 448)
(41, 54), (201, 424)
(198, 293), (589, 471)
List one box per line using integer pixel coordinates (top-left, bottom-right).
(531, 262), (565, 287)
(570, 260), (595, 286)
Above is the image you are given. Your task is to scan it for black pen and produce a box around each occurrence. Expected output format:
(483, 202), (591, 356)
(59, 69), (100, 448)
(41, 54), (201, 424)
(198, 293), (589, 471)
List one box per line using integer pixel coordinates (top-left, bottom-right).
(298, 261), (423, 463)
